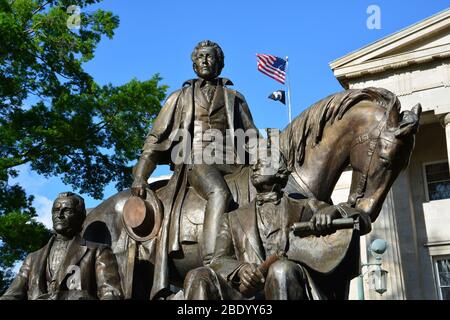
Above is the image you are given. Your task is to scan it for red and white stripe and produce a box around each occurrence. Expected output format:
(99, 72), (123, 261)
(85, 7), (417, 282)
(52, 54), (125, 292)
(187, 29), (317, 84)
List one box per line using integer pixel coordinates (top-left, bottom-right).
(256, 54), (286, 84)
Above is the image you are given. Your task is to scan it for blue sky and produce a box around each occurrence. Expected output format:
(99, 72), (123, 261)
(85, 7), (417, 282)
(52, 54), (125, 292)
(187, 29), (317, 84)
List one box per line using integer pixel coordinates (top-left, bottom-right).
(12, 0), (449, 227)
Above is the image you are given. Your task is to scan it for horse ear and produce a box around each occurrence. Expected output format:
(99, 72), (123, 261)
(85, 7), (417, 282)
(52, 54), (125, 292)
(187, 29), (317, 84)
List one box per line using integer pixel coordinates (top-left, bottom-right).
(394, 103), (421, 137)
(411, 103), (422, 118)
(395, 122), (414, 137)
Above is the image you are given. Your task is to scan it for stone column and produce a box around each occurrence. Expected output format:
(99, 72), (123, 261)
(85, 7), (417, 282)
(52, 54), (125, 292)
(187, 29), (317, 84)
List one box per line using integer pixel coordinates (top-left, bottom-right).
(365, 186), (407, 300)
(444, 113), (450, 171)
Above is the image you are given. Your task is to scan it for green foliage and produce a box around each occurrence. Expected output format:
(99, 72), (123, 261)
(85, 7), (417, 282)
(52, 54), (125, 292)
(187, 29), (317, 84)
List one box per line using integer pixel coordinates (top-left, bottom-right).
(0, 0), (167, 197)
(0, 268), (14, 294)
(0, 178), (35, 216)
(0, 181), (51, 294)
(0, 0), (167, 291)
(0, 211), (52, 294)
(0, 179), (44, 294)
(0, 211), (52, 268)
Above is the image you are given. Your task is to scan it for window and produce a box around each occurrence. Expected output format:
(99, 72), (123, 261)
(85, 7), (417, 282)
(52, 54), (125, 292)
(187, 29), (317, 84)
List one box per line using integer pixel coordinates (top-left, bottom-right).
(434, 256), (450, 300)
(424, 161), (450, 201)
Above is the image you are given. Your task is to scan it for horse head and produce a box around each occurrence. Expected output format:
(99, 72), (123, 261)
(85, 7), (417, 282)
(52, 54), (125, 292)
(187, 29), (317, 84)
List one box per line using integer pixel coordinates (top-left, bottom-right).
(348, 103), (421, 222)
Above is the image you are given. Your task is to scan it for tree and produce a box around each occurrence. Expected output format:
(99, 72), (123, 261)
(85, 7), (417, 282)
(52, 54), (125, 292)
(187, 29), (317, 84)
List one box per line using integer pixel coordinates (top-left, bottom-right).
(0, 206), (52, 293)
(0, 0), (167, 292)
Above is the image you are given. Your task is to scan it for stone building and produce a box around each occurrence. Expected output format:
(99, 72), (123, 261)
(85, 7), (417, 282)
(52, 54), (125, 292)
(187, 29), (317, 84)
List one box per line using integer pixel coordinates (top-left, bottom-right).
(329, 8), (450, 300)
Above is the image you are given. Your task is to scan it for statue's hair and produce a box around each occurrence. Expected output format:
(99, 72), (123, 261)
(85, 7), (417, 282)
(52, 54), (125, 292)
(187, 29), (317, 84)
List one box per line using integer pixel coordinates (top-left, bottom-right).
(280, 87), (401, 170)
(274, 152), (290, 185)
(54, 191), (86, 218)
(254, 151), (291, 187)
(191, 40), (225, 71)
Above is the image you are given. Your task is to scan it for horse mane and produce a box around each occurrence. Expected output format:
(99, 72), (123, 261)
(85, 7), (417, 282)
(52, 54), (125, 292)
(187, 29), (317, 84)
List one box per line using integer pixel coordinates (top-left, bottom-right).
(281, 87), (401, 169)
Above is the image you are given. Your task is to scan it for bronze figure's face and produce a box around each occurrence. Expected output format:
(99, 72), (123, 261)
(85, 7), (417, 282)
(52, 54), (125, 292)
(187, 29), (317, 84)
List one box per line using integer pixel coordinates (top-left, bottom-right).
(52, 197), (85, 237)
(251, 155), (289, 192)
(193, 46), (221, 80)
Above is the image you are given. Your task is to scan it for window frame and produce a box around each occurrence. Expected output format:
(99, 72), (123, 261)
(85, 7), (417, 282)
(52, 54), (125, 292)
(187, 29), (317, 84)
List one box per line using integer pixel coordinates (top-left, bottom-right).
(422, 160), (450, 202)
(433, 255), (450, 300)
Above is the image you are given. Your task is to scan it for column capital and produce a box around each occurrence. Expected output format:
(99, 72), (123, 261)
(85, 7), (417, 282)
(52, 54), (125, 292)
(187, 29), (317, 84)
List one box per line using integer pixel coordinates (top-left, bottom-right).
(439, 113), (450, 127)
(444, 113), (450, 126)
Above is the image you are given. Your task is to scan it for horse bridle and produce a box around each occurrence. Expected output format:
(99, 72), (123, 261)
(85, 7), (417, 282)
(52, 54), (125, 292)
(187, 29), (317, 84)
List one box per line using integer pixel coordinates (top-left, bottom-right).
(347, 113), (388, 207)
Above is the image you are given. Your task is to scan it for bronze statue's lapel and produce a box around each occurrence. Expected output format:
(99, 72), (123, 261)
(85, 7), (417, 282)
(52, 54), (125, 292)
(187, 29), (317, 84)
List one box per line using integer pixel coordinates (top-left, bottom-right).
(285, 196), (303, 225)
(236, 200), (264, 262)
(281, 197), (305, 252)
(35, 235), (55, 293)
(193, 80), (210, 110)
(209, 82), (224, 114)
(55, 235), (88, 287)
(223, 86), (235, 142)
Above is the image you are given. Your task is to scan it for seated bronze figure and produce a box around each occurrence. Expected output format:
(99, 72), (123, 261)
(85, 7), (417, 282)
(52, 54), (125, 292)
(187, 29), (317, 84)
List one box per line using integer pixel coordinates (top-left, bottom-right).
(0, 192), (123, 300)
(183, 151), (371, 300)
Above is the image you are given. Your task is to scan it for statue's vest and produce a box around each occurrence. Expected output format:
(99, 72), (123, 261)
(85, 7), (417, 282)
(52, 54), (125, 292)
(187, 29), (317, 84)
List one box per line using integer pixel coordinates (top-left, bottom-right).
(193, 84), (234, 163)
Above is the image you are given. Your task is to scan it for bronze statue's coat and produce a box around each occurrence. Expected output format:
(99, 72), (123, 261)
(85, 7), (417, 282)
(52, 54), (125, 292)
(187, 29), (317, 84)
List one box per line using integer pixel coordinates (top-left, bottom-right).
(1, 235), (122, 300)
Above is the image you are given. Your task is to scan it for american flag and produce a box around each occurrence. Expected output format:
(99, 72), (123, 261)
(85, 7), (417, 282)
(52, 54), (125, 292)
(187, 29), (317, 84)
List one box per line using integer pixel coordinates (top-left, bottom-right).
(256, 54), (286, 84)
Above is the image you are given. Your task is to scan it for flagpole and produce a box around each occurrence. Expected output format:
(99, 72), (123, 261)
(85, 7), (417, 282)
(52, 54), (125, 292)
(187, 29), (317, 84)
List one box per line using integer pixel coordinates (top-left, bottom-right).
(285, 56), (292, 123)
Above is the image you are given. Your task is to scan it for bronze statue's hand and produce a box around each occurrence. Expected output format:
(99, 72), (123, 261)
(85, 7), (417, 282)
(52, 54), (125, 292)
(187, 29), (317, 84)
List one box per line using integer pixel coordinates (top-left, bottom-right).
(309, 205), (341, 236)
(238, 263), (265, 294)
(131, 182), (147, 199)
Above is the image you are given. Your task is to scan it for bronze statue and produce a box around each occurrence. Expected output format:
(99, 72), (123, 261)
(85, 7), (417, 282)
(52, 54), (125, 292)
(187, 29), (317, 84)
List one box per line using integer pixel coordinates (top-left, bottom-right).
(182, 152), (371, 299)
(131, 40), (258, 268)
(0, 192), (123, 300)
(127, 40), (262, 298)
(281, 89), (421, 222)
(81, 41), (421, 299)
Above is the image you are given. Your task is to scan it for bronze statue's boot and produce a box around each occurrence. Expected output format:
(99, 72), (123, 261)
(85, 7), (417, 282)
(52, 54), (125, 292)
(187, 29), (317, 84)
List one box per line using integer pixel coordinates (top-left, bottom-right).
(201, 189), (231, 266)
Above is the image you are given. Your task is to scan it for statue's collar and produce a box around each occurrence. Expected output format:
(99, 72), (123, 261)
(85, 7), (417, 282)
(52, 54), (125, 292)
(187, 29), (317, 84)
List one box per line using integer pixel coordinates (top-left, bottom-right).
(182, 77), (233, 87)
(256, 191), (282, 206)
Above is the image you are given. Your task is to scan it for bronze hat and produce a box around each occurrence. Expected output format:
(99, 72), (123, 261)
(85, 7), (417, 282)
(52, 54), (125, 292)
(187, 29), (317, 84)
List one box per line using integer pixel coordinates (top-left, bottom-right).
(122, 190), (162, 242)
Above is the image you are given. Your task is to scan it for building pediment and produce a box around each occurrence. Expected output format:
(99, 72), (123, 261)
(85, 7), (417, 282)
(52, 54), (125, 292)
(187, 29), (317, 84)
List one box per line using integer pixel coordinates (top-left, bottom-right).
(330, 8), (450, 86)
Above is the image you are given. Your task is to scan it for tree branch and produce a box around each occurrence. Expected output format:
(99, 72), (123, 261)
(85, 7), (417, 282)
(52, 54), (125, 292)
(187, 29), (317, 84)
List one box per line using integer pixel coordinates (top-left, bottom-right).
(1, 141), (46, 171)
(0, 157), (31, 171)
(32, 1), (52, 16)
(31, 51), (72, 81)
(24, 21), (44, 35)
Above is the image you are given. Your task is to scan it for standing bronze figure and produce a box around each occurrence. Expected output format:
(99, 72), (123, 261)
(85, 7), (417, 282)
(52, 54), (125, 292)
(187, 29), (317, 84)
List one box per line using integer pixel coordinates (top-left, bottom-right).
(131, 40), (258, 297)
(0, 192), (123, 300)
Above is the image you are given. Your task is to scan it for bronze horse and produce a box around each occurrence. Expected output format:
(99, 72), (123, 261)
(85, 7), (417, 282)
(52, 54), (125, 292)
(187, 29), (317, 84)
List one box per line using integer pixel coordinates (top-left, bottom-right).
(281, 87), (421, 222)
(82, 87), (420, 299)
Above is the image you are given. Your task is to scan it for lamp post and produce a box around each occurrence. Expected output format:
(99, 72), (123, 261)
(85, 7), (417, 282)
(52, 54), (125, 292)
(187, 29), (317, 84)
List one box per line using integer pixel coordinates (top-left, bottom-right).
(357, 238), (388, 300)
